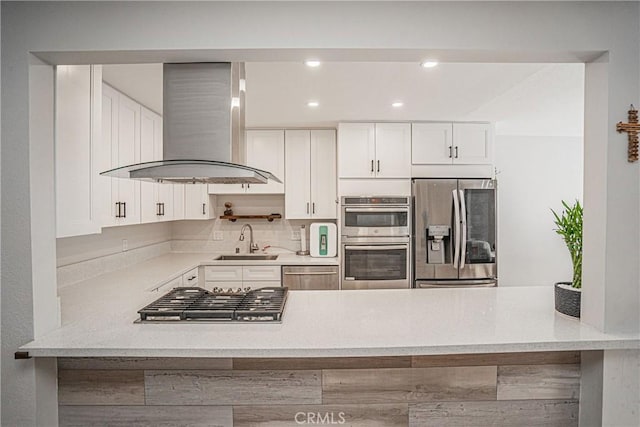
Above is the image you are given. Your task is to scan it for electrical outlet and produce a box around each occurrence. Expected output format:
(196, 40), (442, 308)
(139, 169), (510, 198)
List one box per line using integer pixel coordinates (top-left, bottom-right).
(291, 230), (301, 240)
(213, 231), (224, 241)
(122, 239), (128, 252)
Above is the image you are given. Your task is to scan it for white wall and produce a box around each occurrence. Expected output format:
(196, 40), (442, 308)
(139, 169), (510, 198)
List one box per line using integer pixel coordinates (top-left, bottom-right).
(495, 135), (583, 286)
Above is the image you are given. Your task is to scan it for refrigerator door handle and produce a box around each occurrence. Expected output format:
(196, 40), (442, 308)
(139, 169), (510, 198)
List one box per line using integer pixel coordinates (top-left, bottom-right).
(452, 189), (461, 269)
(459, 189), (467, 270)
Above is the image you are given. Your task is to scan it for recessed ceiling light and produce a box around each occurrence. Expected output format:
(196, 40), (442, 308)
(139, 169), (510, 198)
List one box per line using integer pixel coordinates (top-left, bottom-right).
(305, 60), (321, 67)
(307, 101), (319, 107)
(421, 61), (439, 68)
(392, 102), (404, 108)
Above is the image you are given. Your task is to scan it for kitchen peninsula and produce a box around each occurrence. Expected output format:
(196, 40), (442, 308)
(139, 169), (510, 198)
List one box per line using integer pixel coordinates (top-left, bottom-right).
(21, 252), (639, 426)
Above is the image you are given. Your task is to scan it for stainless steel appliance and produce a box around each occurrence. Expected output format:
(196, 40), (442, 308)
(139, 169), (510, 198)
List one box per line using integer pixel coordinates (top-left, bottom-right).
(102, 63), (281, 185)
(341, 196), (411, 289)
(341, 196), (410, 238)
(412, 179), (497, 288)
(137, 287), (288, 322)
(282, 266), (339, 290)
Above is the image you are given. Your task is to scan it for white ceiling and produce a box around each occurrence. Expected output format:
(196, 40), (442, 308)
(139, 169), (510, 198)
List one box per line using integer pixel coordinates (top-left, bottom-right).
(100, 61), (584, 137)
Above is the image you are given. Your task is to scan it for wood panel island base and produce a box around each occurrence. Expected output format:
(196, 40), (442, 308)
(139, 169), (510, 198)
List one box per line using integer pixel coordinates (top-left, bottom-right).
(57, 351), (580, 426)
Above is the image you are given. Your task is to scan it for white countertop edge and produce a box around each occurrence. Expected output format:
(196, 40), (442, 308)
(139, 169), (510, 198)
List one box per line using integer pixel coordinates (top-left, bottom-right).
(22, 339), (640, 358)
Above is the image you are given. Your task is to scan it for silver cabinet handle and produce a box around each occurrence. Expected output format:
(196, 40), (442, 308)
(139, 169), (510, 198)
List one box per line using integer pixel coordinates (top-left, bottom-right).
(202, 203), (206, 215)
(449, 146), (453, 158)
(371, 160), (374, 173)
(377, 160), (380, 173)
(115, 202), (121, 218)
(122, 202), (126, 218)
(455, 146), (459, 158)
(156, 202), (162, 216)
(306, 202), (310, 214)
(312, 202), (316, 214)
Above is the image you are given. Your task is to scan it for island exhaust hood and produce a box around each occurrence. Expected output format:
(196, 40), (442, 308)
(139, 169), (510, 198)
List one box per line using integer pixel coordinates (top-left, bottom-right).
(101, 62), (281, 184)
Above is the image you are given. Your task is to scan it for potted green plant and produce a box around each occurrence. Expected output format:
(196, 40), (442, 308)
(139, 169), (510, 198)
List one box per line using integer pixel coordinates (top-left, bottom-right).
(551, 200), (582, 318)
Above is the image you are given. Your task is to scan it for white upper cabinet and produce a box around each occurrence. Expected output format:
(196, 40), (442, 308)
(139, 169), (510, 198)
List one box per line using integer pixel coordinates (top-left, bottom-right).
(412, 123), (453, 165)
(452, 123), (493, 165)
(374, 123), (412, 178)
(209, 129), (285, 195)
(55, 65), (103, 238)
(285, 129), (337, 219)
(184, 184), (215, 220)
(110, 89), (142, 226)
(338, 123), (411, 178)
(140, 107), (173, 223)
(412, 122), (493, 165)
(337, 123), (375, 178)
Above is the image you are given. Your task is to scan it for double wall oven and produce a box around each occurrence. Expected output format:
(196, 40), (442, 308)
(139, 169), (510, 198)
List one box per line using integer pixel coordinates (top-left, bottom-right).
(341, 196), (411, 289)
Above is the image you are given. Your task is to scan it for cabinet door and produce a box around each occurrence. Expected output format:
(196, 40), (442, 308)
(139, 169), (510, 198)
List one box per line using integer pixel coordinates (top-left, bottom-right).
(411, 123), (453, 165)
(55, 65), (102, 237)
(374, 123), (411, 178)
(116, 94), (141, 225)
(338, 123), (375, 178)
(172, 184), (185, 220)
(243, 265), (281, 281)
(101, 84), (119, 227)
(310, 129), (337, 219)
(452, 123), (493, 165)
(284, 130), (312, 219)
(140, 107), (160, 223)
(245, 130), (285, 194)
(184, 184), (213, 219)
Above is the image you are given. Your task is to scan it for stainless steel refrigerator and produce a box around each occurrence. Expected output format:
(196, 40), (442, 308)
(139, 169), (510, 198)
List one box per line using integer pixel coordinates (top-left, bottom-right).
(412, 178), (497, 288)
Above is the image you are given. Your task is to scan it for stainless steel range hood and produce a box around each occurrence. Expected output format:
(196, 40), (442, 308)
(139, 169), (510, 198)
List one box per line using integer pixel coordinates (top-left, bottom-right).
(101, 63), (281, 184)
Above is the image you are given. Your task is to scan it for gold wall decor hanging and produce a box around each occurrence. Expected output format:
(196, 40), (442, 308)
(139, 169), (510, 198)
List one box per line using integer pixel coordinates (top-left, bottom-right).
(616, 105), (639, 162)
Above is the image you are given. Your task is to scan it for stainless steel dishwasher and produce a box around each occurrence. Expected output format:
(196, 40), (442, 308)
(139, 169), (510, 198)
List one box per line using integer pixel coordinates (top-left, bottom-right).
(281, 266), (340, 290)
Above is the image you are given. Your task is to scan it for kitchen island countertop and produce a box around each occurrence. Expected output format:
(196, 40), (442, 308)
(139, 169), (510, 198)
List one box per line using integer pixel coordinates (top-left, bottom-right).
(21, 252), (639, 358)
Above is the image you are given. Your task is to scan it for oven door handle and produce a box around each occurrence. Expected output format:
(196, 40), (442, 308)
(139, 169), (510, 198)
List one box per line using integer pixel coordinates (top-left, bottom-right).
(344, 207), (409, 212)
(344, 245), (408, 251)
(452, 189), (461, 269)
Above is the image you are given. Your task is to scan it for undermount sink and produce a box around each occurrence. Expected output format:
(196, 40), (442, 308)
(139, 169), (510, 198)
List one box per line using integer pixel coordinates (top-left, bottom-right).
(213, 254), (279, 261)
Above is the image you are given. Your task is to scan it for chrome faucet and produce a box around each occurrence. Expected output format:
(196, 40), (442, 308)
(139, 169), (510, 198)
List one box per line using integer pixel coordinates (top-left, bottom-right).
(239, 224), (259, 253)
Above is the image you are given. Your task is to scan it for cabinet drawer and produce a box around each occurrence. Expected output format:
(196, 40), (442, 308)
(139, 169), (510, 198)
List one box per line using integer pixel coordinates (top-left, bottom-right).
(244, 281), (281, 291)
(243, 265), (281, 281)
(204, 266), (243, 281)
(182, 267), (199, 286)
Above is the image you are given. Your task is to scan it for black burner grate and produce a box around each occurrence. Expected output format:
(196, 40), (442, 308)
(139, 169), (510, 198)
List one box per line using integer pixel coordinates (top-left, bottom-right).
(138, 287), (288, 322)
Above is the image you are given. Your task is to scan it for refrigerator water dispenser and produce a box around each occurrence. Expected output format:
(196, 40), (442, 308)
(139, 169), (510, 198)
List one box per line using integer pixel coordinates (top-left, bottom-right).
(427, 225), (450, 264)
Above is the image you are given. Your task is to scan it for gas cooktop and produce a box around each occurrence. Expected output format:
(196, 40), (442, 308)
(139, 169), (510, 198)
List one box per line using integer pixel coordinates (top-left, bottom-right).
(137, 286), (288, 323)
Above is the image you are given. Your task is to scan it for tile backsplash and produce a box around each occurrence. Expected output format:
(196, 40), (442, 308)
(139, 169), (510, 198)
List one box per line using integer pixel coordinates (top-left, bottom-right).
(171, 194), (336, 253)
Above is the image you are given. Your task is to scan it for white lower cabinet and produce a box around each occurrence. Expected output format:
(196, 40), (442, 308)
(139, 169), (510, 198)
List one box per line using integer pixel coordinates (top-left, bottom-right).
(204, 265), (281, 290)
(154, 267), (200, 292)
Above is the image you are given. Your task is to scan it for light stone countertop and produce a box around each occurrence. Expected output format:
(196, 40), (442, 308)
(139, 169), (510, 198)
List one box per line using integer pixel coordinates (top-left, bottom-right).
(20, 252), (639, 358)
